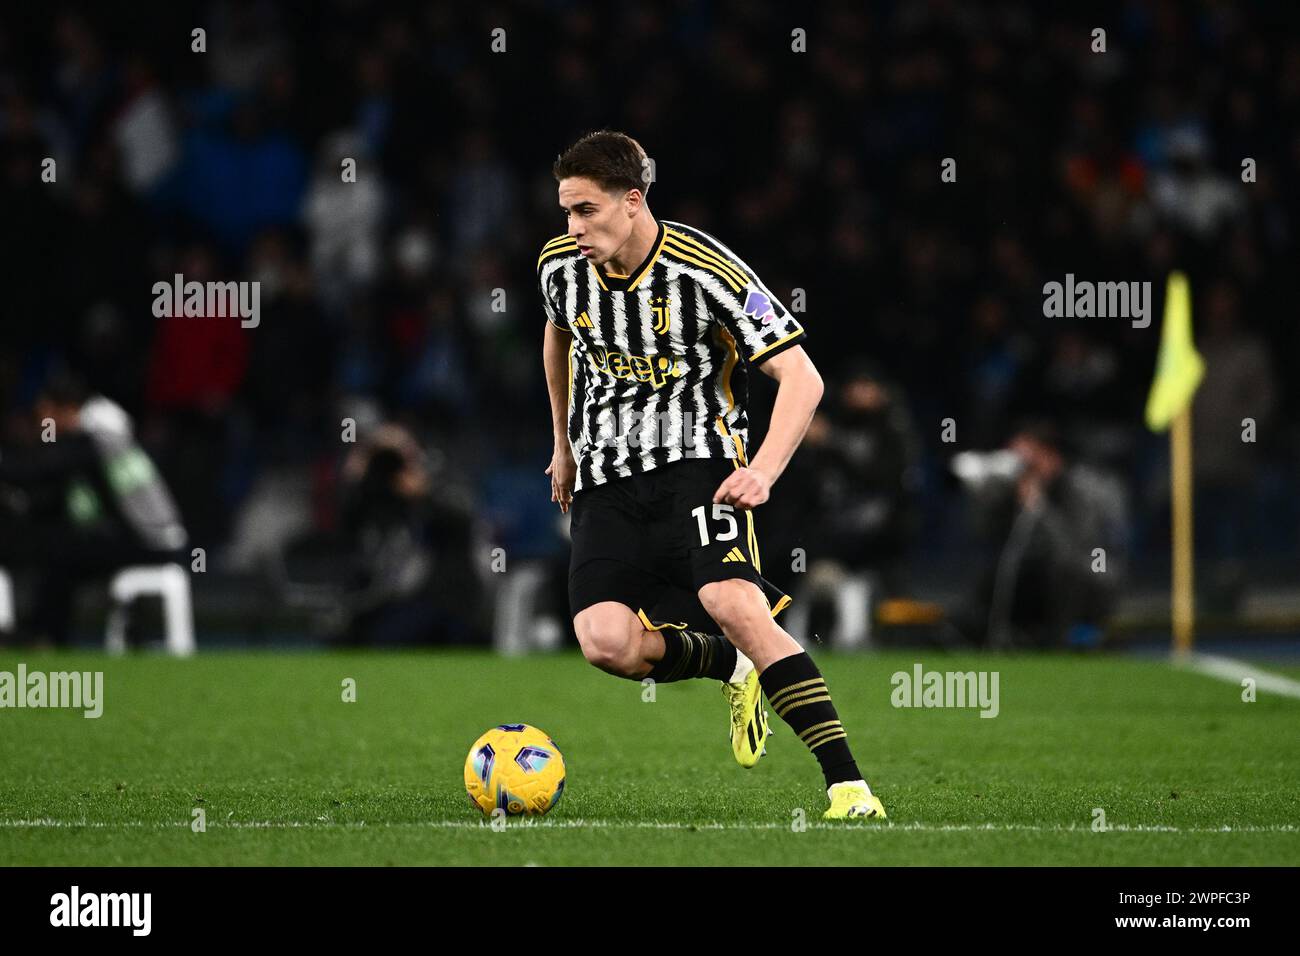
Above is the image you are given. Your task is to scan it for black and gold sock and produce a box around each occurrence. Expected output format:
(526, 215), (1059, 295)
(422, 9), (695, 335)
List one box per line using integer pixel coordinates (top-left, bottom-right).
(645, 629), (737, 683)
(759, 652), (862, 787)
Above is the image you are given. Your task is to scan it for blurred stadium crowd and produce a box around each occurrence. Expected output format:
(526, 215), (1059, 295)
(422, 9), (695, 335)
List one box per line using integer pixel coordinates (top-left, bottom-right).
(1, 1), (1296, 647)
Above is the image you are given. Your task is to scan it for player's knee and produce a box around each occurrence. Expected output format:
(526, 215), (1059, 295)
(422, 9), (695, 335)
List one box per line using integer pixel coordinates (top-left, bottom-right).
(573, 604), (641, 677)
(579, 631), (640, 676)
(698, 579), (766, 634)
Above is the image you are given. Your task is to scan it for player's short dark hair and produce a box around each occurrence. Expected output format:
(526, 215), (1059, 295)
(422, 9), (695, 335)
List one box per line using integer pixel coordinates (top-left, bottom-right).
(553, 130), (651, 196)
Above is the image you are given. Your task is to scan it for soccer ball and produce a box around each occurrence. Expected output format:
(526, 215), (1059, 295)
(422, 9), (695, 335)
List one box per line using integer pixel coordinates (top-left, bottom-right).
(464, 723), (566, 817)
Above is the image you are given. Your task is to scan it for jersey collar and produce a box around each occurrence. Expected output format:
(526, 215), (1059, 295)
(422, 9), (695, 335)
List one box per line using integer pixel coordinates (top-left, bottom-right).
(591, 220), (666, 293)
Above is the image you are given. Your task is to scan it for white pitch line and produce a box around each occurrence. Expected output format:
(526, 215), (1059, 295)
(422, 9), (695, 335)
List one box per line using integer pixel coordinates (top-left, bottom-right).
(0, 819), (1295, 834)
(1174, 653), (1300, 700)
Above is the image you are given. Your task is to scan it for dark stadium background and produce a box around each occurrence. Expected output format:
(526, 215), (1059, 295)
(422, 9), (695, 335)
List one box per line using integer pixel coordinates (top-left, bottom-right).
(1, 0), (1296, 650)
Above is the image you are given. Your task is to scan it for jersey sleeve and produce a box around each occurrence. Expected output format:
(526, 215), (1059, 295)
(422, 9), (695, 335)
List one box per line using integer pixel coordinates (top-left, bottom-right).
(702, 250), (807, 365)
(538, 264), (568, 331)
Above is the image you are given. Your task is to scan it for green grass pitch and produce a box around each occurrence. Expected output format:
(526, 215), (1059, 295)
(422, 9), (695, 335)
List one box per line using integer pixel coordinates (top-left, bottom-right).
(1, 649), (1297, 865)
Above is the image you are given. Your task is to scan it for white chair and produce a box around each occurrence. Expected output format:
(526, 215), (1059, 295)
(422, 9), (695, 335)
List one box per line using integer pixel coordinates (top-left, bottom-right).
(0, 567), (13, 633)
(105, 563), (195, 656)
(492, 560), (562, 655)
(784, 562), (876, 651)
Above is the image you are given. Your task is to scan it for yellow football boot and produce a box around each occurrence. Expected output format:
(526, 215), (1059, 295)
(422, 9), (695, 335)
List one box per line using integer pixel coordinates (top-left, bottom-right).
(722, 667), (770, 768)
(823, 781), (887, 820)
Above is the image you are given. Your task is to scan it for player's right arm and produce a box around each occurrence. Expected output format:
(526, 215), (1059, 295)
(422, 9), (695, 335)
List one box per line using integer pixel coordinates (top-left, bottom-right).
(542, 306), (577, 513)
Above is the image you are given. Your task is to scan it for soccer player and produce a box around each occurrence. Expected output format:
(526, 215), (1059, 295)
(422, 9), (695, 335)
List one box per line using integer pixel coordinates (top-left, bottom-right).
(539, 131), (885, 819)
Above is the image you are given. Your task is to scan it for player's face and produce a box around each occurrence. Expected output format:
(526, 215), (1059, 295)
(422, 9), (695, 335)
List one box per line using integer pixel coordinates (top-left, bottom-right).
(558, 177), (636, 267)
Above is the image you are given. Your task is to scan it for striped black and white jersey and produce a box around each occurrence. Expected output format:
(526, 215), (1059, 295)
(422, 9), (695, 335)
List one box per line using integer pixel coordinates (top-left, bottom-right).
(538, 219), (808, 493)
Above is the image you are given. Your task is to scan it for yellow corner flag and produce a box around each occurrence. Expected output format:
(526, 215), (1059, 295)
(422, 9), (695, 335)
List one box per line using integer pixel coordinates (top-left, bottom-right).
(1144, 271), (1204, 432)
(1145, 271), (1202, 656)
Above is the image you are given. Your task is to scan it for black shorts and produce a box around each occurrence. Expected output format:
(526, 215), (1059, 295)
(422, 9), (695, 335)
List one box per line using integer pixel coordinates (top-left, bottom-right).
(567, 457), (791, 627)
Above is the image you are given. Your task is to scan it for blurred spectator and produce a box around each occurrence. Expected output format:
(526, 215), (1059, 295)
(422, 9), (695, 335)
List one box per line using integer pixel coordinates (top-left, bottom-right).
(780, 362), (920, 646)
(337, 423), (486, 644)
(1192, 279), (1277, 608)
(954, 421), (1128, 648)
(304, 130), (386, 309)
(446, 129), (514, 256)
(171, 90), (307, 255)
(1147, 124), (1245, 239)
(0, 371), (187, 645)
(808, 362), (920, 583)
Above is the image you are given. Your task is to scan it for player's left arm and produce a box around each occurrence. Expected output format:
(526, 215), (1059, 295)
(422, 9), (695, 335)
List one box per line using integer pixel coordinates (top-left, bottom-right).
(713, 345), (823, 510)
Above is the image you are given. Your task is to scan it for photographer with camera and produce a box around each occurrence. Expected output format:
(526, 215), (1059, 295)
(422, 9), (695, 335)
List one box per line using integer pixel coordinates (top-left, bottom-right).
(952, 421), (1128, 649)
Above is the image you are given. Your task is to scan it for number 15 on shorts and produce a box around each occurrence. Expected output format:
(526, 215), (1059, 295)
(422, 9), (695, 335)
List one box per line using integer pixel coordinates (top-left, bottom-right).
(691, 504), (738, 545)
